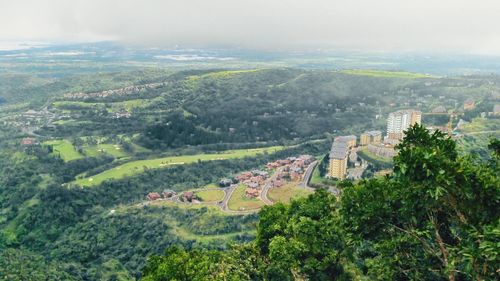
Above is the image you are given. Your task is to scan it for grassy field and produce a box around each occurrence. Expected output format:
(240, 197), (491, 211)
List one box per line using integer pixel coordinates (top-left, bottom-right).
(358, 147), (393, 167)
(309, 164), (323, 185)
(341, 69), (432, 79)
(196, 69), (265, 79)
(83, 144), (130, 159)
(74, 146), (285, 186)
(196, 189), (225, 202)
(44, 139), (83, 161)
(53, 101), (102, 109)
(268, 183), (314, 204)
(458, 117), (500, 134)
(227, 185), (266, 211)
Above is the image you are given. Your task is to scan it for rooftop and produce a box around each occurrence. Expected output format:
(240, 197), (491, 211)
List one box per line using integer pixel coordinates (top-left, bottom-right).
(335, 135), (356, 143)
(363, 130), (382, 136)
(330, 142), (348, 159)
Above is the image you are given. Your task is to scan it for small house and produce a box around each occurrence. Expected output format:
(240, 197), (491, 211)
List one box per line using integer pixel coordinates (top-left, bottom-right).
(182, 191), (194, 202)
(245, 188), (259, 198)
(146, 192), (161, 201)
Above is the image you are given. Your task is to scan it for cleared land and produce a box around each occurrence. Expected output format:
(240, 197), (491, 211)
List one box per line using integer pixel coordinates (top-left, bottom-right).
(341, 69), (432, 79)
(196, 190), (225, 202)
(83, 144), (130, 159)
(44, 139), (83, 162)
(74, 146), (284, 186)
(267, 183), (314, 204)
(227, 185), (266, 211)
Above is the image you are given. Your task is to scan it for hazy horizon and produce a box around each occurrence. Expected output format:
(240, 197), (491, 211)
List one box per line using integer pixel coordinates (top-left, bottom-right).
(1, 0), (500, 55)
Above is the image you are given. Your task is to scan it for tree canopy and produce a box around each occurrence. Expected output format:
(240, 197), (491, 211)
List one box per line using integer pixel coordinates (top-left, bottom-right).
(142, 125), (500, 280)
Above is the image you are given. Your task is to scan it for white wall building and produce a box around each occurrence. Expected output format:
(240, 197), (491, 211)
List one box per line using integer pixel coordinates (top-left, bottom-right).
(386, 110), (422, 140)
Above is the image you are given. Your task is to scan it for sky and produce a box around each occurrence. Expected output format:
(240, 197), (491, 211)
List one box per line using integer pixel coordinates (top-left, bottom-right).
(1, 0), (500, 54)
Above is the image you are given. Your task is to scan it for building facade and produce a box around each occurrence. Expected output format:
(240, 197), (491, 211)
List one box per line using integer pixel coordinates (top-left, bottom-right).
(334, 135), (357, 148)
(386, 110), (422, 140)
(360, 130), (382, 146)
(329, 138), (350, 180)
(329, 158), (347, 180)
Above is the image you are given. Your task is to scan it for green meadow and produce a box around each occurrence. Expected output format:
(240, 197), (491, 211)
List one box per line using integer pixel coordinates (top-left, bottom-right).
(196, 189), (225, 202)
(227, 185), (266, 211)
(83, 143), (130, 159)
(267, 183), (313, 204)
(340, 69), (433, 79)
(74, 146), (285, 186)
(44, 139), (83, 162)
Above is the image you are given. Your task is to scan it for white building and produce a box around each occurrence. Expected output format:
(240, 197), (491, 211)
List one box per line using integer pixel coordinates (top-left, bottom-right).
(386, 109), (422, 140)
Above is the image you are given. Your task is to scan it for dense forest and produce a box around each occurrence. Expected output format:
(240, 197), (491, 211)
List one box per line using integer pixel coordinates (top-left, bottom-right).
(141, 126), (500, 281)
(0, 137), (328, 279)
(31, 68), (498, 148)
(0, 65), (499, 280)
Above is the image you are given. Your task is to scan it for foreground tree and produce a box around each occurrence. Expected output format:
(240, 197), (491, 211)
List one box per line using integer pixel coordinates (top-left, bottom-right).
(142, 125), (499, 280)
(257, 189), (349, 280)
(341, 125), (500, 280)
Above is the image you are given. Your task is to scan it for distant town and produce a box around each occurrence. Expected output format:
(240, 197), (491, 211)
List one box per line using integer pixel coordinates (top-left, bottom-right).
(327, 98), (499, 181)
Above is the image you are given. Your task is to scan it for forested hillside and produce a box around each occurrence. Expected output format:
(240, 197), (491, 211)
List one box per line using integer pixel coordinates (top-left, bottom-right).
(141, 126), (500, 281)
(1, 66), (499, 280)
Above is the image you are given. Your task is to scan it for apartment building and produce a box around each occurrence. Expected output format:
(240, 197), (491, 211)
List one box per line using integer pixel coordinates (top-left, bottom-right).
(360, 130), (382, 146)
(386, 110), (421, 140)
(329, 139), (349, 180)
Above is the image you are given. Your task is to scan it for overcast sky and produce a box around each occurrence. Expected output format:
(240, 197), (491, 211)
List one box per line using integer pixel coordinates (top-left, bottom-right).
(1, 0), (500, 54)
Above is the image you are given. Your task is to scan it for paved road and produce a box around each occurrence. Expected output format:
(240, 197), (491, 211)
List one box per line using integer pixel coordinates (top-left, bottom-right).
(299, 161), (318, 188)
(260, 167), (286, 205)
(142, 162), (323, 214)
(219, 185), (236, 211)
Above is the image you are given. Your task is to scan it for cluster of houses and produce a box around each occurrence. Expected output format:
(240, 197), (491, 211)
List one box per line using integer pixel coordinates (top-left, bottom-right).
(63, 82), (166, 100)
(146, 189), (177, 201)
(145, 189), (201, 203)
(234, 170), (270, 198)
(218, 155), (315, 199)
(266, 155), (315, 181)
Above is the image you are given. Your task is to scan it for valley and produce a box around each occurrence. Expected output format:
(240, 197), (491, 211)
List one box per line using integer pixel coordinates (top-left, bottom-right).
(0, 60), (499, 279)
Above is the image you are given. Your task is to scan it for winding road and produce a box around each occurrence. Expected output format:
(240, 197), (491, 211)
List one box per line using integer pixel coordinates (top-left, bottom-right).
(299, 160), (318, 188)
(142, 161), (322, 214)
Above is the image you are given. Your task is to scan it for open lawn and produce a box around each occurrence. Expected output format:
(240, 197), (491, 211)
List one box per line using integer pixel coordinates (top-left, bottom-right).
(268, 183), (314, 204)
(227, 185), (266, 211)
(44, 139), (83, 161)
(83, 144), (130, 159)
(53, 101), (102, 109)
(196, 189), (225, 202)
(309, 164), (323, 185)
(341, 69), (433, 79)
(196, 69), (265, 79)
(74, 145), (285, 186)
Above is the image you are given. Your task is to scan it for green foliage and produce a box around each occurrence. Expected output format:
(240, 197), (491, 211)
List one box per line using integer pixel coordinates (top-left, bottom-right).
(142, 246), (257, 281)
(341, 124), (500, 280)
(259, 189), (349, 280)
(0, 248), (84, 280)
(142, 126), (499, 281)
(144, 190), (349, 281)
